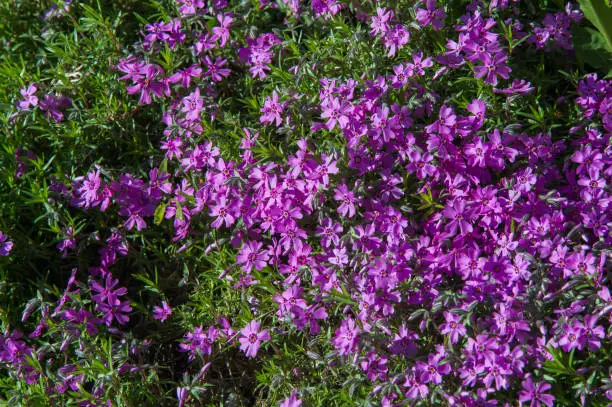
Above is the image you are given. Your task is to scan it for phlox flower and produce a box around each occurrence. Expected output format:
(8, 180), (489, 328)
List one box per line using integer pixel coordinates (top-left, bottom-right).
(176, 0), (204, 16)
(333, 183), (357, 217)
(473, 52), (511, 86)
(332, 317), (359, 355)
(212, 13), (233, 47)
(17, 83), (38, 110)
(518, 378), (554, 407)
(209, 197), (236, 229)
(415, 0), (446, 31)
(279, 391), (302, 407)
(260, 91), (284, 127)
(152, 301), (172, 322)
(238, 320), (269, 358)
(236, 241), (269, 273)
(0, 232), (14, 256)
(439, 311), (466, 344)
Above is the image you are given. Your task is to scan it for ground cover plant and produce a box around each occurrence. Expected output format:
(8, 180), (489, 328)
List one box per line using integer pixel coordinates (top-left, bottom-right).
(0, 0), (611, 405)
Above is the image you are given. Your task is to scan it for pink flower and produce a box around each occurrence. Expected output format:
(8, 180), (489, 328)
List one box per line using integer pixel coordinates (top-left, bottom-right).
(518, 378), (554, 407)
(260, 91), (284, 127)
(415, 0), (446, 31)
(333, 183), (357, 218)
(238, 320), (270, 358)
(212, 13), (233, 47)
(152, 301), (172, 322)
(0, 232), (14, 256)
(17, 83), (38, 110)
(236, 241), (269, 273)
(279, 391), (302, 407)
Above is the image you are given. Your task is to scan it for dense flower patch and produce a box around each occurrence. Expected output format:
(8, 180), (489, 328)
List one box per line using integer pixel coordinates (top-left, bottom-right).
(0, 0), (611, 405)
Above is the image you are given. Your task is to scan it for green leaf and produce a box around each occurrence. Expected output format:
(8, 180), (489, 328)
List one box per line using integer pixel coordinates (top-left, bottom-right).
(154, 202), (166, 225)
(579, 0), (612, 51)
(175, 200), (184, 221)
(573, 26), (612, 75)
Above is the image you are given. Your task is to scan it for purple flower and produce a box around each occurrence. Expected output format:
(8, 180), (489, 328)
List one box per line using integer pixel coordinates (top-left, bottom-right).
(406, 51), (434, 76)
(370, 7), (393, 37)
(209, 197), (236, 229)
(203, 56), (231, 82)
(181, 88), (203, 122)
(177, 0), (204, 16)
(97, 298), (132, 326)
(17, 83), (38, 110)
(473, 52), (511, 86)
(518, 378), (554, 407)
(443, 199), (473, 236)
(179, 325), (218, 359)
(152, 301), (172, 322)
(238, 320), (270, 358)
(316, 218), (343, 248)
(126, 64), (165, 105)
(557, 322), (585, 352)
(236, 241), (269, 273)
(320, 97), (352, 131)
(333, 183), (357, 218)
(260, 91), (284, 127)
(177, 386), (188, 407)
(39, 94), (71, 122)
(332, 317), (359, 355)
(415, 0), (446, 31)
(90, 274), (128, 306)
(279, 391), (302, 407)
(383, 24), (410, 57)
(416, 353), (451, 385)
(583, 315), (605, 351)
(439, 311), (466, 344)
(0, 232), (14, 256)
(212, 13), (232, 47)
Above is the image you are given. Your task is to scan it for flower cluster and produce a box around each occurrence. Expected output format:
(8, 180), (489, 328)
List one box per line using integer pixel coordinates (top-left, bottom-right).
(2, 0), (611, 405)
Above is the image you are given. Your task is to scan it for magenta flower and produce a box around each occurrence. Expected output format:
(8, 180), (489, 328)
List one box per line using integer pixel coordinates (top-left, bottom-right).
(209, 197), (236, 229)
(238, 320), (270, 358)
(415, 0), (446, 31)
(39, 94), (71, 122)
(17, 83), (38, 110)
(168, 64), (202, 88)
(320, 97), (352, 131)
(97, 299), (132, 326)
(583, 315), (605, 351)
(439, 311), (466, 344)
(126, 64), (165, 105)
(203, 56), (231, 82)
(236, 241), (269, 273)
(176, 0), (204, 16)
(473, 52), (511, 86)
(0, 232), (14, 256)
(90, 274), (128, 306)
(260, 91), (284, 127)
(383, 24), (409, 57)
(152, 301), (172, 322)
(315, 218), (343, 248)
(333, 183), (357, 218)
(181, 88), (203, 122)
(332, 317), (359, 355)
(557, 322), (585, 352)
(406, 51), (434, 76)
(212, 13), (233, 47)
(443, 199), (473, 236)
(370, 7), (393, 37)
(416, 353), (451, 385)
(279, 391), (302, 407)
(518, 378), (555, 407)
(176, 386), (188, 407)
